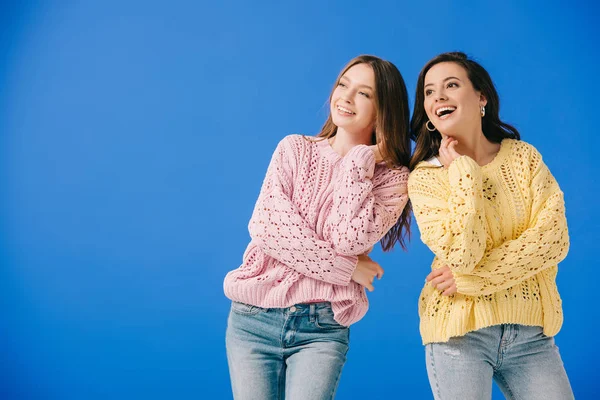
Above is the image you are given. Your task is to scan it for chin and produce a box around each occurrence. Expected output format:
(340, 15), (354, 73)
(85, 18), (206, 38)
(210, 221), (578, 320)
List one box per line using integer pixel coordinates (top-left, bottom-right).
(331, 116), (345, 128)
(436, 125), (460, 138)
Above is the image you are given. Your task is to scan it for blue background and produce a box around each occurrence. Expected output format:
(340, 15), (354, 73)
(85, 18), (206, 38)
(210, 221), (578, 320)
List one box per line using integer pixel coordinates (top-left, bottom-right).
(2, 1), (598, 399)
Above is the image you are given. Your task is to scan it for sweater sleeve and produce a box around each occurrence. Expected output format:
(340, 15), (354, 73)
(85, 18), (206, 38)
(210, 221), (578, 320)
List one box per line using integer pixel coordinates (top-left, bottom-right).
(326, 145), (409, 255)
(408, 156), (487, 274)
(248, 137), (357, 286)
(454, 157), (569, 296)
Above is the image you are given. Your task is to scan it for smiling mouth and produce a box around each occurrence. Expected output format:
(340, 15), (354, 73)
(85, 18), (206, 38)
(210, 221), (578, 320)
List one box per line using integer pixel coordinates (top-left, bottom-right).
(337, 105), (355, 115)
(435, 106), (456, 119)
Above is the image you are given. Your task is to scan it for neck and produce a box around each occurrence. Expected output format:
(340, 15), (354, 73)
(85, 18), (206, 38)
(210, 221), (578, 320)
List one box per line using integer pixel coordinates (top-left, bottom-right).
(453, 130), (501, 166)
(329, 127), (372, 157)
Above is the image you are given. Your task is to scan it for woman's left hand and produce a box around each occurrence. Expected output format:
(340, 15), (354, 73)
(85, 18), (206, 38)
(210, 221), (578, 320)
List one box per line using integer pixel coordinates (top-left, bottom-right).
(368, 144), (384, 163)
(426, 265), (457, 296)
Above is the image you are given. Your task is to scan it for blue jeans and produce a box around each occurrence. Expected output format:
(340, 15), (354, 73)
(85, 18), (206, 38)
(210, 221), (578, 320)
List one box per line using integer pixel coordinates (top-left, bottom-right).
(426, 324), (573, 400)
(226, 301), (350, 400)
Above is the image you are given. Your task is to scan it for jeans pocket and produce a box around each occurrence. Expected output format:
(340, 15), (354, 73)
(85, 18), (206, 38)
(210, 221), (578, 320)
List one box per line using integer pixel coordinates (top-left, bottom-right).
(314, 309), (346, 330)
(230, 301), (267, 316)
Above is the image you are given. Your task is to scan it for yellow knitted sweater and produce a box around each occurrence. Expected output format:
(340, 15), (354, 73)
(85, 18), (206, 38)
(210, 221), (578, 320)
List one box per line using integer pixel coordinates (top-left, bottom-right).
(408, 139), (569, 344)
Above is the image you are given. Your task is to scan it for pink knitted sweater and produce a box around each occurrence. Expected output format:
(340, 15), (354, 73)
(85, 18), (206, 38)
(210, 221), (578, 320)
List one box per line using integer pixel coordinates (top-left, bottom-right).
(223, 135), (409, 326)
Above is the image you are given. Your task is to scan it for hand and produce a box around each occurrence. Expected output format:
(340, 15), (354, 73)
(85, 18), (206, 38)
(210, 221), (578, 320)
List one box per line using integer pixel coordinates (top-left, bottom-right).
(426, 265), (457, 296)
(352, 254), (384, 292)
(368, 144), (384, 163)
(438, 135), (461, 168)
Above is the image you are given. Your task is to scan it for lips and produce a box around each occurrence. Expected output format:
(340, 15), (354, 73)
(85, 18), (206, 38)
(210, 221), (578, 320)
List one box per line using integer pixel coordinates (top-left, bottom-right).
(336, 105), (356, 115)
(435, 106), (456, 120)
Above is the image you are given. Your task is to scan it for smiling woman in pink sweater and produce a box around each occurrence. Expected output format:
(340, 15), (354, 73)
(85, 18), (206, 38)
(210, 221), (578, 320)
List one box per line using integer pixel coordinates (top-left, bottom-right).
(223, 55), (411, 399)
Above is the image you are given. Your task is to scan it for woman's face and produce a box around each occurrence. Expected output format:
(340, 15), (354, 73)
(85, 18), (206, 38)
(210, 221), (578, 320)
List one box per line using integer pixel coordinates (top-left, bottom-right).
(330, 63), (377, 139)
(423, 62), (486, 138)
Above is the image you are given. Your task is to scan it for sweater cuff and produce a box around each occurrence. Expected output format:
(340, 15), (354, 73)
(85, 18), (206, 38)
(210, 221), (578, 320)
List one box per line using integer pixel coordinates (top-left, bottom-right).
(345, 145), (376, 181)
(454, 274), (483, 296)
(329, 255), (358, 286)
(448, 155), (481, 187)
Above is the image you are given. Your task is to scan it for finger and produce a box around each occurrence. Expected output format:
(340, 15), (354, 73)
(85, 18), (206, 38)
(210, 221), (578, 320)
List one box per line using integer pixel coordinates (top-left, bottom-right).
(364, 260), (378, 273)
(442, 284), (457, 296)
(426, 273), (437, 282)
(431, 275), (452, 289)
(437, 279), (454, 291)
(431, 278), (445, 290)
(441, 269), (454, 280)
(442, 135), (454, 147)
(365, 282), (375, 292)
(439, 146), (449, 162)
(439, 135), (448, 147)
(438, 146), (446, 158)
(448, 141), (460, 157)
(426, 269), (443, 281)
(376, 266), (384, 279)
(439, 137), (448, 150)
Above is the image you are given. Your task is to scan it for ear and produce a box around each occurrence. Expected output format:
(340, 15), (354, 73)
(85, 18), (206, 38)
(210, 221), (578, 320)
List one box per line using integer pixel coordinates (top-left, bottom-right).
(479, 93), (488, 107)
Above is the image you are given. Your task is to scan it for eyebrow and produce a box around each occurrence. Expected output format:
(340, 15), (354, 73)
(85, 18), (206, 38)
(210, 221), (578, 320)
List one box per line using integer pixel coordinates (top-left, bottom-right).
(424, 76), (462, 88)
(340, 75), (374, 91)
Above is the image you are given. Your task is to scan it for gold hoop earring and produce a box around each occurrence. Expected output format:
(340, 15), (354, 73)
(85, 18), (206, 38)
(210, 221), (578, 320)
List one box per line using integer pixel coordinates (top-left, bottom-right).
(481, 105), (486, 117)
(426, 120), (436, 132)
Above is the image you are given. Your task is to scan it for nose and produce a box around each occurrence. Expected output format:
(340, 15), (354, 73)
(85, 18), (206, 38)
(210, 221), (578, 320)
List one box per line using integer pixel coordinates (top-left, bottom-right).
(434, 89), (447, 102)
(340, 89), (353, 103)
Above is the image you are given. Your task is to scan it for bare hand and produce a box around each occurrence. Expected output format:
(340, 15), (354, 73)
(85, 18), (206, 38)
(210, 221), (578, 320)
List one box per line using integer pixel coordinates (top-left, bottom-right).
(352, 254), (384, 292)
(438, 135), (461, 168)
(426, 265), (457, 296)
(368, 144), (384, 163)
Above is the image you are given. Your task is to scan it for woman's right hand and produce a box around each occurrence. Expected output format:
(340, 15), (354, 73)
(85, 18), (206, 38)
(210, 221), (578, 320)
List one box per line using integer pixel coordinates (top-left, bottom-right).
(351, 254), (384, 292)
(438, 135), (461, 168)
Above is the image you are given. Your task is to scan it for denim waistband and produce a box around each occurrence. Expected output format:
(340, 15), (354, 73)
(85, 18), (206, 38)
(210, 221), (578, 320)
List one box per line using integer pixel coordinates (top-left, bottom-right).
(286, 302), (331, 314)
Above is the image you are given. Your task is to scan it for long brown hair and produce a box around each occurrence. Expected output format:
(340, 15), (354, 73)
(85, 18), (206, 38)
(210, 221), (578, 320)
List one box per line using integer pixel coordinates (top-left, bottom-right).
(317, 55), (411, 251)
(410, 52), (520, 170)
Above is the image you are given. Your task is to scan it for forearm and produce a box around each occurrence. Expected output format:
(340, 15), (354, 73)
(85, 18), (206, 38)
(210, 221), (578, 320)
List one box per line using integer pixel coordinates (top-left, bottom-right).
(409, 156), (487, 273)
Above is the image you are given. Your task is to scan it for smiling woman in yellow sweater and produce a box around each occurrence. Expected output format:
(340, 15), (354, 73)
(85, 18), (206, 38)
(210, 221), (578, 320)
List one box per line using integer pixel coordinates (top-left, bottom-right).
(408, 52), (573, 400)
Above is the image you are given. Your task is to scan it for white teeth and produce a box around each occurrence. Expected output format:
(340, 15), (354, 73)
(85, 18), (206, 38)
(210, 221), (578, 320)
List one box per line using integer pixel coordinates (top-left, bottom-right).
(337, 105), (355, 115)
(436, 106), (457, 116)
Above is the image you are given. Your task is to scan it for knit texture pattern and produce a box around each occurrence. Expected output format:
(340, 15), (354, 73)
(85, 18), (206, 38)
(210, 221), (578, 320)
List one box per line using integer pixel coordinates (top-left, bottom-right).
(408, 139), (569, 344)
(224, 135), (409, 326)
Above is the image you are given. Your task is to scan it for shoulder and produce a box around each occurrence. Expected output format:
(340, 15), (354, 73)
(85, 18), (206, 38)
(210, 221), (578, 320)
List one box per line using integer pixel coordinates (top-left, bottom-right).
(506, 139), (538, 155)
(278, 134), (306, 149)
(274, 134), (314, 157)
(504, 139), (544, 172)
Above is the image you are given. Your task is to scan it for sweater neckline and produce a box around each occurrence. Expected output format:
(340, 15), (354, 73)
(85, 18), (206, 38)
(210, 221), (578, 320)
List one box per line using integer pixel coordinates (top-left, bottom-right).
(481, 139), (510, 171)
(316, 137), (342, 162)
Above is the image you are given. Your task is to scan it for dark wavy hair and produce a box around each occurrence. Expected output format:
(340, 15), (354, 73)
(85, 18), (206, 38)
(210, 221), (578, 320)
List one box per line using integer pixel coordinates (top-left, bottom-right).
(409, 52), (520, 170)
(317, 55), (412, 251)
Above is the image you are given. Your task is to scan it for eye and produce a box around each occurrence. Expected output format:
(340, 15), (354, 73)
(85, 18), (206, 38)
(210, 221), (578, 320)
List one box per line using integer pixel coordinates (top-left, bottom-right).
(359, 91), (371, 98)
(425, 89), (433, 96)
(338, 82), (347, 88)
(447, 81), (459, 89)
